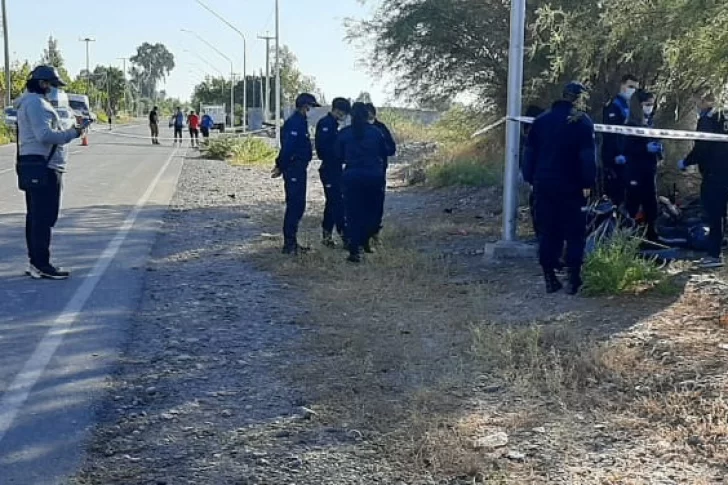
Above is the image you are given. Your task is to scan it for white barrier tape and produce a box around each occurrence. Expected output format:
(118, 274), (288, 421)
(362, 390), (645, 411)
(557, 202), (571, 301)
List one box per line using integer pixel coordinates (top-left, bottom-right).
(470, 117), (506, 138)
(507, 116), (728, 142)
(85, 127), (271, 143)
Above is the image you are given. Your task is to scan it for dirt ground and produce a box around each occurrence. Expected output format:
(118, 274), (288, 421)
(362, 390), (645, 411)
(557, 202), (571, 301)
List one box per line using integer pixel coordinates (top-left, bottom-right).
(71, 149), (728, 485)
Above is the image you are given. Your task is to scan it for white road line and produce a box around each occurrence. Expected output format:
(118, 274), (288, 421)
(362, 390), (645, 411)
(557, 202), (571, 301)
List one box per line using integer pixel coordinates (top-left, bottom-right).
(0, 147), (180, 444)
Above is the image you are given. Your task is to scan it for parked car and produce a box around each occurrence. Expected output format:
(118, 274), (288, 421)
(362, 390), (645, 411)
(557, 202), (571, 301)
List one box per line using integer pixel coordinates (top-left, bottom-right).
(4, 107), (17, 127)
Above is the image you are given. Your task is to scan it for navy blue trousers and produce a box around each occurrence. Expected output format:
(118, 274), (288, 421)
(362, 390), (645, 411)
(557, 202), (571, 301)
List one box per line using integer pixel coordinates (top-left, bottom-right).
(283, 167), (307, 245)
(535, 190), (586, 271)
(343, 170), (382, 253)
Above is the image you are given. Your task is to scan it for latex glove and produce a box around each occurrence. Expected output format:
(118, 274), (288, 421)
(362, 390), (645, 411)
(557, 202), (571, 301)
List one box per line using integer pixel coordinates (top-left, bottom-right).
(647, 142), (662, 154)
(583, 188), (592, 198)
(615, 155), (627, 165)
(677, 159), (687, 171)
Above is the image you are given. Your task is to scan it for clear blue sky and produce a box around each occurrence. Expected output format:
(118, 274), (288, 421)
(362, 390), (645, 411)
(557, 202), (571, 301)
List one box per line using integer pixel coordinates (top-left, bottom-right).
(5, 0), (393, 104)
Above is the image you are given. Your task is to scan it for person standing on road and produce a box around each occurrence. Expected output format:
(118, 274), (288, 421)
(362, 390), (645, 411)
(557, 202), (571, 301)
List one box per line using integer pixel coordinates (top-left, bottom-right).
(200, 111), (214, 142)
(337, 102), (389, 263)
(315, 97), (351, 248)
(171, 107), (185, 144)
(276, 93), (320, 254)
(523, 82), (597, 295)
(602, 74), (640, 207)
(624, 90), (663, 242)
(678, 91), (728, 268)
(187, 110), (201, 148)
(149, 106), (160, 145)
(16, 65), (86, 280)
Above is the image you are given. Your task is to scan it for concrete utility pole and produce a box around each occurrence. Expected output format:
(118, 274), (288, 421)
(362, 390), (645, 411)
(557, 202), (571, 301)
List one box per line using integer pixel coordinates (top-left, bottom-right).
(258, 33), (274, 121)
(275, 0), (281, 147)
(194, 0), (248, 130)
(502, 0), (526, 242)
(80, 37), (96, 95)
(118, 57), (128, 114)
(2, 0), (11, 108)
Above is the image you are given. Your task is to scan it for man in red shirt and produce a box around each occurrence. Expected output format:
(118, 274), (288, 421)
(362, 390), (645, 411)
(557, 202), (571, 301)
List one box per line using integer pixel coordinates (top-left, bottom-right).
(187, 110), (201, 148)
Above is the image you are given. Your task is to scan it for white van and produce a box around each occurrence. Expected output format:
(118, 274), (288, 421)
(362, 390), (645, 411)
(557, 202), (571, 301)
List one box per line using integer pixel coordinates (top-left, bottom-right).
(201, 105), (227, 132)
(68, 93), (97, 122)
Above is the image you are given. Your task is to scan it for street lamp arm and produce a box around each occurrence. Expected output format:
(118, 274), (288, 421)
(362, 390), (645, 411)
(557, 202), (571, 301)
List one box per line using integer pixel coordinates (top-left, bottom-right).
(195, 0), (247, 43)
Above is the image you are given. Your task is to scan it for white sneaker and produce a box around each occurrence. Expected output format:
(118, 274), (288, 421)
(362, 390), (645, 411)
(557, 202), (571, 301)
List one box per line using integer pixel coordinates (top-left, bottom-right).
(26, 264), (42, 279)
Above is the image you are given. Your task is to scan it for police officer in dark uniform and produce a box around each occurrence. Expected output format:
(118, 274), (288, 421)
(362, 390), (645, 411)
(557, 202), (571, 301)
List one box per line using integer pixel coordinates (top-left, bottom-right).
(276, 93), (320, 254)
(365, 103), (396, 248)
(521, 105), (545, 238)
(623, 90), (663, 241)
(679, 91), (728, 268)
(315, 97), (351, 247)
(337, 102), (389, 263)
(523, 82), (598, 294)
(602, 74), (639, 206)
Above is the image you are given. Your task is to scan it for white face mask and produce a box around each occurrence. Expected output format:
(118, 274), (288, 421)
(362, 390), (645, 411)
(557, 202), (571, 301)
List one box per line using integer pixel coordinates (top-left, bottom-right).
(643, 106), (654, 116)
(622, 87), (636, 99)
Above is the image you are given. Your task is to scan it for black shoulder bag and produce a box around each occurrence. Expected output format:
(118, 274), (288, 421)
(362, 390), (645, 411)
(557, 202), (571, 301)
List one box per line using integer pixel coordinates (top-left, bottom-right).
(15, 123), (57, 192)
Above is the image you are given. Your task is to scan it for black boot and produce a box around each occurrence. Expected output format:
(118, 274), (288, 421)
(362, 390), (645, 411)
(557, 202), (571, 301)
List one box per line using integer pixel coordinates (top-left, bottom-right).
(322, 231), (336, 248)
(544, 269), (563, 294)
(565, 267), (583, 295)
(347, 250), (362, 263)
(282, 240), (309, 255)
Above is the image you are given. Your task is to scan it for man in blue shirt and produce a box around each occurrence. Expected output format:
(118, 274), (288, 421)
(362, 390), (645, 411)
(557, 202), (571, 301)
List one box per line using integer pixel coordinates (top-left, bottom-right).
(277, 93), (320, 254)
(315, 97), (351, 247)
(523, 82), (597, 295)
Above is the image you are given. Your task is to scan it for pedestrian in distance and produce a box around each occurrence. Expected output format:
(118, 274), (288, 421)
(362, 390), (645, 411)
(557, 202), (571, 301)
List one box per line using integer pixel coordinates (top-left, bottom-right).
(200, 111), (214, 142)
(171, 107), (185, 144)
(315, 97), (352, 248)
(276, 92), (320, 255)
(187, 110), (201, 148)
(149, 106), (160, 145)
(678, 91), (728, 269)
(522, 82), (598, 295)
(337, 102), (390, 263)
(602, 74), (640, 207)
(364, 102), (396, 250)
(15, 65), (87, 280)
(623, 89), (663, 242)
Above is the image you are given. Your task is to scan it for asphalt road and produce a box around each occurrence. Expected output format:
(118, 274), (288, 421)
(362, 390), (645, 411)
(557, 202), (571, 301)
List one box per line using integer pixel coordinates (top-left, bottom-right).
(0, 123), (186, 484)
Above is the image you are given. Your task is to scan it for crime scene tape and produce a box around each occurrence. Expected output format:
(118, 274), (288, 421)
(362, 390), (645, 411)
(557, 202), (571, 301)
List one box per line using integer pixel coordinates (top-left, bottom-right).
(89, 126), (272, 142)
(471, 116), (728, 142)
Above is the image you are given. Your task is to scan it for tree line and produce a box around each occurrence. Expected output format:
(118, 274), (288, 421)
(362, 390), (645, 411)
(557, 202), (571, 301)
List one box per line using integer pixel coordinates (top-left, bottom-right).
(0, 36), (179, 114)
(352, 0), (728, 128)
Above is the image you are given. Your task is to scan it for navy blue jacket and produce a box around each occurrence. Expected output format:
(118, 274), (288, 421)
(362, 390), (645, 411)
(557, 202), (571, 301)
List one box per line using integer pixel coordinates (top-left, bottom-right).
(277, 111), (313, 171)
(523, 100), (597, 195)
(684, 108), (728, 180)
(373, 120), (396, 170)
(601, 96), (629, 168)
(623, 120), (660, 177)
(336, 124), (388, 175)
(315, 113), (341, 174)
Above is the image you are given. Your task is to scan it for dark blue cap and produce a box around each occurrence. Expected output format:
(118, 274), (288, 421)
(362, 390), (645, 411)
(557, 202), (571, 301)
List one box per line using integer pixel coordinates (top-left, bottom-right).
(563, 81), (587, 98)
(29, 65), (66, 87)
(295, 93), (321, 108)
(331, 97), (351, 114)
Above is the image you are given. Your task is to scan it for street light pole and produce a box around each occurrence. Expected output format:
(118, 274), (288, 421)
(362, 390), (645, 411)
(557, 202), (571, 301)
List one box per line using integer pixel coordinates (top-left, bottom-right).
(118, 57), (128, 114)
(79, 37), (95, 95)
(275, 0), (281, 147)
(195, 0), (248, 130)
(258, 33), (274, 122)
(2, 0), (11, 108)
(181, 29), (235, 129)
(502, 0), (526, 242)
